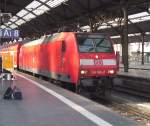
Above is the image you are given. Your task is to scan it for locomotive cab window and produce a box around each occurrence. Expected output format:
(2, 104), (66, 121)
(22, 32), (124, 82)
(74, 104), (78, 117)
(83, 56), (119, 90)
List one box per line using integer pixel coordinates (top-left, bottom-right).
(76, 34), (112, 53)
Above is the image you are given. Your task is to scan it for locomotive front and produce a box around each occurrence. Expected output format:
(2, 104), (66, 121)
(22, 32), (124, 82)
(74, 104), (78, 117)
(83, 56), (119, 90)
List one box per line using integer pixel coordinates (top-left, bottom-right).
(76, 33), (118, 95)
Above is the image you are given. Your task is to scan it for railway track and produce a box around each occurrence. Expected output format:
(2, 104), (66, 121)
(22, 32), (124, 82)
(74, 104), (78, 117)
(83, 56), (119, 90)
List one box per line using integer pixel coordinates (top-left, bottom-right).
(89, 94), (150, 126)
(110, 97), (150, 125)
(111, 76), (150, 125)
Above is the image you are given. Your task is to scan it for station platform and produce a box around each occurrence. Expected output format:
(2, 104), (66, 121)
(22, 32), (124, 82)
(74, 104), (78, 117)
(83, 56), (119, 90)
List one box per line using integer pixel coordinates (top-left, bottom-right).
(0, 72), (139, 126)
(119, 69), (150, 80)
(119, 63), (150, 80)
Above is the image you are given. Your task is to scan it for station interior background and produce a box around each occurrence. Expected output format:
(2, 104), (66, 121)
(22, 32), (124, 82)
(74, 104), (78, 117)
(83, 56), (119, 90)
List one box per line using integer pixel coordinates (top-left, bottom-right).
(114, 42), (150, 66)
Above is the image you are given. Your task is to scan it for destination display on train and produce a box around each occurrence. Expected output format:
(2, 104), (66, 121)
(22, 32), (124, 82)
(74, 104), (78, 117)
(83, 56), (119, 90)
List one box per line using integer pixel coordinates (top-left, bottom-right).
(0, 29), (20, 38)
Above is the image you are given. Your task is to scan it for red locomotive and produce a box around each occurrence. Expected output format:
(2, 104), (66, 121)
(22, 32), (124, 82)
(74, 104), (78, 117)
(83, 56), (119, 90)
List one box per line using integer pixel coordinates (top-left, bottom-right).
(0, 32), (118, 95)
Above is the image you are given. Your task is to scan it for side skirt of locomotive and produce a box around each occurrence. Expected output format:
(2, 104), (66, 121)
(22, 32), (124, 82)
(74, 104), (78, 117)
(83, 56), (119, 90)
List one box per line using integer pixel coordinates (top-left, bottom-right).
(18, 67), (113, 97)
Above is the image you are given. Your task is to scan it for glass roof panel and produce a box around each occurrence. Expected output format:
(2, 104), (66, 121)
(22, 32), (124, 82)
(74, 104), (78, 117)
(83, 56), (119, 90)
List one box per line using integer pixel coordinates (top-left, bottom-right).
(32, 9), (44, 16)
(100, 12), (150, 30)
(128, 12), (149, 19)
(146, 32), (150, 35)
(15, 19), (26, 25)
(107, 21), (114, 24)
(141, 15), (150, 21)
(37, 5), (50, 11)
(111, 23), (118, 27)
(131, 15), (150, 23)
(111, 35), (120, 39)
(10, 16), (18, 22)
(39, 0), (48, 2)
(98, 25), (111, 29)
(132, 18), (141, 23)
(9, 24), (18, 29)
(23, 13), (36, 21)
(1, 25), (6, 29)
(46, 0), (67, 8)
(6, 21), (12, 25)
(128, 34), (135, 37)
(25, 0), (41, 9)
(16, 9), (28, 17)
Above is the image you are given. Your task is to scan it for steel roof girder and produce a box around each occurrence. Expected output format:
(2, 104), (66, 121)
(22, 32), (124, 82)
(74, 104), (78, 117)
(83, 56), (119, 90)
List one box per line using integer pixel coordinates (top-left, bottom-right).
(8, 20), (19, 27)
(61, 2), (79, 17)
(24, 8), (37, 17)
(73, 0), (88, 11)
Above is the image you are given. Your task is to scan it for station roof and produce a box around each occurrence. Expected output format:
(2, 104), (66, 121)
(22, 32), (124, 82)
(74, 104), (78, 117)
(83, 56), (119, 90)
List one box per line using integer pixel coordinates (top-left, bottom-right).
(0, 0), (150, 43)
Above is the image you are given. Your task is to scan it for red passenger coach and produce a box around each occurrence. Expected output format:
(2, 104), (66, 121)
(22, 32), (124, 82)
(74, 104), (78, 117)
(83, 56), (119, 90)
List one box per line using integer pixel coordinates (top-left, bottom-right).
(19, 32), (118, 95)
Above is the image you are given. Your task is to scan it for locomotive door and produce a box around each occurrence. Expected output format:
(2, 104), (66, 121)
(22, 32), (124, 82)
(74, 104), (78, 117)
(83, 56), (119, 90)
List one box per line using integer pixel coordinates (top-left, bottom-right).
(61, 41), (66, 72)
(60, 40), (69, 81)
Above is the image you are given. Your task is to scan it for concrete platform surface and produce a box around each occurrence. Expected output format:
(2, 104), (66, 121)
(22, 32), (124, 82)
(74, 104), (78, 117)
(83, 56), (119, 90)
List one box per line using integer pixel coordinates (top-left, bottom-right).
(0, 71), (139, 126)
(118, 69), (150, 80)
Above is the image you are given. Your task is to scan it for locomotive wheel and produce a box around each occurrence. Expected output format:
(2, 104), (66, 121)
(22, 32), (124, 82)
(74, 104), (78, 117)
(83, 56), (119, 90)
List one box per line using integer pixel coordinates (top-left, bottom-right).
(102, 78), (113, 98)
(49, 79), (53, 83)
(75, 80), (82, 94)
(76, 85), (81, 94)
(103, 88), (111, 97)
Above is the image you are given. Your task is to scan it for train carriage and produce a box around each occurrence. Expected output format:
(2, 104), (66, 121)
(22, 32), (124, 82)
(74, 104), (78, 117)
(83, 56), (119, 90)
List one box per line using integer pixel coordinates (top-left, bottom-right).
(0, 43), (21, 71)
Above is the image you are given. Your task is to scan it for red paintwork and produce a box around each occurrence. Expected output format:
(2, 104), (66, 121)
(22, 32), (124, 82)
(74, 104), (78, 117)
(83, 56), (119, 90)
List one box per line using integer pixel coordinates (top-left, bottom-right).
(1, 32), (118, 86)
(19, 33), (80, 84)
(79, 53), (117, 77)
(19, 32), (118, 85)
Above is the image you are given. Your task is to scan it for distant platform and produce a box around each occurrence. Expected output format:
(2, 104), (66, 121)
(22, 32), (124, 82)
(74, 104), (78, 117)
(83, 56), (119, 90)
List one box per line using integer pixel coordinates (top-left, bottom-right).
(119, 63), (150, 80)
(120, 63), (150, 70)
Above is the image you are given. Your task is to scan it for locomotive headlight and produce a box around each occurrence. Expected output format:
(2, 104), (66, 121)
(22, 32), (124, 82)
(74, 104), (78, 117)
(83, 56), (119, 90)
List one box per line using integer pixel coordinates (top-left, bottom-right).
(81, 70), (87, 74)
(108, 70), (115, 74)
(95, 55), (98, 59)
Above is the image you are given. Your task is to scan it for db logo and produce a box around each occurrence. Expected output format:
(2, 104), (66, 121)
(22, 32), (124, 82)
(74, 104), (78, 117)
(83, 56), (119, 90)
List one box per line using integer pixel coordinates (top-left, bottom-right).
(94, 59), (103, 65)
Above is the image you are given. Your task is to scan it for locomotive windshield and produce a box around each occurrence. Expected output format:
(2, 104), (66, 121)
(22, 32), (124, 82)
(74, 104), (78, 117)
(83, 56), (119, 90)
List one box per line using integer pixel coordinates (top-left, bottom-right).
(76, 34), (113, 53)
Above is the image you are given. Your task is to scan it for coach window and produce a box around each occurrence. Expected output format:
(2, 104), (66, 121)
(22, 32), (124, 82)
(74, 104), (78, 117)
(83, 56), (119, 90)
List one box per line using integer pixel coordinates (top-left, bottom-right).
(62, 40), (66, 53)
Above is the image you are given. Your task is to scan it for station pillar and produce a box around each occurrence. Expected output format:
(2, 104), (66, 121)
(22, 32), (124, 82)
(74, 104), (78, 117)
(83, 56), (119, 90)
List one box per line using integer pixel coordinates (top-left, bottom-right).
(122, 6), (129, 72)
(141, 33), (145, 65)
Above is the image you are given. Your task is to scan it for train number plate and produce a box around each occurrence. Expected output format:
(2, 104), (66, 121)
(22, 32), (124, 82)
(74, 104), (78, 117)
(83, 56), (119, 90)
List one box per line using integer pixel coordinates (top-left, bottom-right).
(94, 59), (103, 65)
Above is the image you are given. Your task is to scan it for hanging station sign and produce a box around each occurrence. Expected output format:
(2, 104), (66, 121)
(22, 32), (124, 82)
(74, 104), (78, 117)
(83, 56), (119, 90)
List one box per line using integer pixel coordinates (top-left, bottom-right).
(0, 29), (20, 38)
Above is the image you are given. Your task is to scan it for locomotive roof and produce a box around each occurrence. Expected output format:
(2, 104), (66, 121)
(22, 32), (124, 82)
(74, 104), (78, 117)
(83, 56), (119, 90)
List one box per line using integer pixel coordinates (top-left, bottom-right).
(22, 32), (110, 47)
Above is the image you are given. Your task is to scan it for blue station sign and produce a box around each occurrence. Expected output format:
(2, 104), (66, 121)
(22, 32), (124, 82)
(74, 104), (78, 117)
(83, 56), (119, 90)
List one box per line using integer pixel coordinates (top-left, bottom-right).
(0, 29), (20, 38)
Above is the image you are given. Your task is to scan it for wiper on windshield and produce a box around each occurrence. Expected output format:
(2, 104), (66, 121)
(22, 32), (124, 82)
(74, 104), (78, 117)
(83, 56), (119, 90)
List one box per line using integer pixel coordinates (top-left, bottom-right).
(95, 38), (105, 47)
(88, 47), (95, 52)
